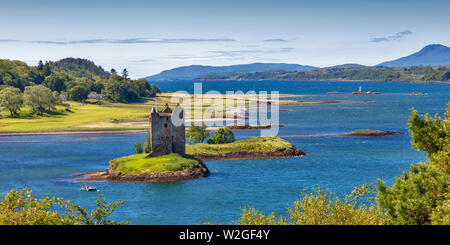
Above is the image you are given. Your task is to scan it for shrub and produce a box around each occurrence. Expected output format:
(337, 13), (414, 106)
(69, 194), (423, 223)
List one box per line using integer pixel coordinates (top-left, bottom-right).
(134, 142), (143, 154)
(144, 131), (151, 153)
(0, 188), (128, 225)
(237, 188), (386, 225)
(207, 127), (234, 144)
(186, 122), (209, 144)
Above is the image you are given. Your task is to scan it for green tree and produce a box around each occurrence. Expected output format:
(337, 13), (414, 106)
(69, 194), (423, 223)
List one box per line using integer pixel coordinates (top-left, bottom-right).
(0, 188), (128, 225)
(376, 103), (450, 225)
(92, 81), (104, 94)
(144, 131), (151, 153)
(24, 85), (56, 115)
(122, 68), (129, 78)
(207, 127), (234, 144)
(0, 87), (23, 117)
(68, 85), (89, 102)
(134, 142), (143, 154)
(133, 79), (151, 97)
(103, 75), (138, 103)
(186, 122), (209, 144)
(44, 73), (70, 92)
(150, 83), (161, 96)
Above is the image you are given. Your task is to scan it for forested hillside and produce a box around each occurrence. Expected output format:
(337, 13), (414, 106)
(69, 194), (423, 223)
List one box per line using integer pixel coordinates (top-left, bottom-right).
(199, 65), (450, 82)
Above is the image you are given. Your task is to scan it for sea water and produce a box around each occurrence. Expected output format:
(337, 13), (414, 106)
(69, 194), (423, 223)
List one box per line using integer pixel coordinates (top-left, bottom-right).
(0, 81), (448, 224)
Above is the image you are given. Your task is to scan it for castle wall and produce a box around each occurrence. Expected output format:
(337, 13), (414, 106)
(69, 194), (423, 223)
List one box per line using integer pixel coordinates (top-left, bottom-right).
(150, 107), (185, 156)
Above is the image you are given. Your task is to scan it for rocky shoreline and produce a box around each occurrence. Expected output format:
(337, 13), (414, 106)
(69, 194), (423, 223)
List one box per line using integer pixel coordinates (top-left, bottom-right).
(191, 145), (306, 161)
(75, 144), (305, 182)
(75, 165), (210, 182)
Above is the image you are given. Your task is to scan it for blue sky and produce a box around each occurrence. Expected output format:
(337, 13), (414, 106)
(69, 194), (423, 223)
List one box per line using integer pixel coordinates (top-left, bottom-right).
(0, 0), (449, 78)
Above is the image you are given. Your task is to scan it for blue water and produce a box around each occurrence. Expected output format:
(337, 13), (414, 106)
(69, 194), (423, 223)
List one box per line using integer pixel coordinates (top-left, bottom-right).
(0, 81), (449, 224)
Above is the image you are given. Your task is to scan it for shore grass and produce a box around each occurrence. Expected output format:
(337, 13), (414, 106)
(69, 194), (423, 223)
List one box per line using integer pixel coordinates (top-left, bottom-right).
(110, 153), (203, 174)
(0, 92), (313, 133)
(186, 136), (294, 155)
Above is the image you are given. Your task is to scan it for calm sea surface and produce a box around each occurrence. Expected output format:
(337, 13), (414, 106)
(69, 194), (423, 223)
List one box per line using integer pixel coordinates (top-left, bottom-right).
(0, 81), (449, 224)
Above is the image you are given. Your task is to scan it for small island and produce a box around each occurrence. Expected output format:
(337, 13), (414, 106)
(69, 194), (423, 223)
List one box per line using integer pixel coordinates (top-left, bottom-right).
(342, 129), (404, 136)
(77, 153), (209, 182)
(76, 105), (305, 183)
(187, 136), (305, 161)
(283, 129), (404, 138)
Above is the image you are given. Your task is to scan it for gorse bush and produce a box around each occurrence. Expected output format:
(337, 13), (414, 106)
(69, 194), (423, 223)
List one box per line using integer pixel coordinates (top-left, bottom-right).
(238, 188), (386, 225)
(0, 188), (128, 225)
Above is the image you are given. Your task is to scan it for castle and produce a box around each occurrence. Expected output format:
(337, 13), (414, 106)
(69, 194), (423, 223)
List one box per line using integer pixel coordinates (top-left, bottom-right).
(147, 104), (185, 157)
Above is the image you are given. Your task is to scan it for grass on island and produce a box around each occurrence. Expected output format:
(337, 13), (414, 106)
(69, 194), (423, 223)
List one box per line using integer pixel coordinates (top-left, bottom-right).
(110, 153), (203, 174)
(186, 136), (293, 155)
(346, 129), (390, 135)
(0, 93), (299, 133)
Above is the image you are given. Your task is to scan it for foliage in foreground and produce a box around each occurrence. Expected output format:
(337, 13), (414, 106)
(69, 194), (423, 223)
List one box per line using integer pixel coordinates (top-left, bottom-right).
(0, 188), (128, 225)
(376, 102), (449, 225)
(238, 188), (385, 225)
(236, 102), (450, 225)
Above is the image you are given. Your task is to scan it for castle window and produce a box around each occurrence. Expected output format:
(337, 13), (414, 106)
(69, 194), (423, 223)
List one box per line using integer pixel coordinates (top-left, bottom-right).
(164, 123), (168, 128)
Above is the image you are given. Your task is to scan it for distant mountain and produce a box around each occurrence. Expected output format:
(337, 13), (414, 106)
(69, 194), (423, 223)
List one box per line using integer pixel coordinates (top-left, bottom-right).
(322, 64), (369, 70)
(146, 63), (317, 81)
(378, 44), (450, 67)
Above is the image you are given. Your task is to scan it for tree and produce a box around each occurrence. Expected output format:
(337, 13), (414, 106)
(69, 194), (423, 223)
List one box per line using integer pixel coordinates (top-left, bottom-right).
(207, 127), (234, 144)
(122, 68), (129, 79)
(44, 73), (70, 93)
(37, 60), (44, 70)
(376, 103), (450, 225)
(150, 83), (161, 96)
(0, 87), (23, 116)
(110, 68), (117, 75)
(144, 131), (151, 153)
(0, 188), (128, 225)
(133, 79), (151, 97)
(103, 75), (138, 103)
(24, 85), (56, 115)
(68, 85), (89, 102)
(186, 122), (209, 144)
(134, 142), (143, 154)
(92, 81), (104, 94)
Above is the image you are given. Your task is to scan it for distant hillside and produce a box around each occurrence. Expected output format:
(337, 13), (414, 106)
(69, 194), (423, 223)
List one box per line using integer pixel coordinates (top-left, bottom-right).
(378, 44), (450, 67)
(47, 58), (110, 81)
(146, 63), (317, 81)
(199, 65), (450, 82)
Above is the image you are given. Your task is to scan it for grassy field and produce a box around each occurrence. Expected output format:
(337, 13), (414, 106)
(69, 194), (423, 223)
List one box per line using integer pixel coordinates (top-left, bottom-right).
(186, 136), (294, 155)
(0, 92), (310, 133)
(110, 153), (203, 174)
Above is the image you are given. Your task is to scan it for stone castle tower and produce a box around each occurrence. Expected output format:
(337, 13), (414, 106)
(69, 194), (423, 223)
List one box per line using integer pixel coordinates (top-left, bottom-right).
(147, 104), (185, 157)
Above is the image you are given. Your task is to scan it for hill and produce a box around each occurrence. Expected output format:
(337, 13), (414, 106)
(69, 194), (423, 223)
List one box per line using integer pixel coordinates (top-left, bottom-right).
(198, 65), (450, 82)
(146, 63), (317, 81)
(47, 58), (110, 81)
(378, 44), (450, 67)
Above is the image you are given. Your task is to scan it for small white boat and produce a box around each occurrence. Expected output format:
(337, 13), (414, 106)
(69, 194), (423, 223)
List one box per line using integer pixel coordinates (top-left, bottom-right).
(80, 186), (99, 192)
